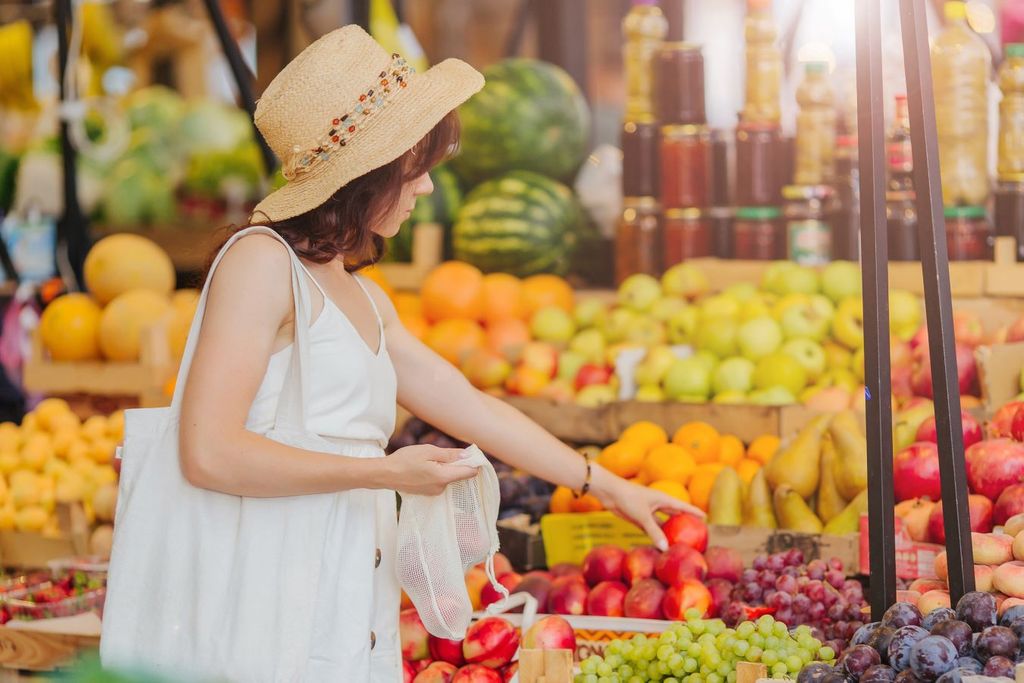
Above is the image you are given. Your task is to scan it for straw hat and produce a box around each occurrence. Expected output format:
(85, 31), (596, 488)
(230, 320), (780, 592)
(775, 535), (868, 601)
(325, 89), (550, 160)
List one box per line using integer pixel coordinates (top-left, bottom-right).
(252, 25), (484, 222)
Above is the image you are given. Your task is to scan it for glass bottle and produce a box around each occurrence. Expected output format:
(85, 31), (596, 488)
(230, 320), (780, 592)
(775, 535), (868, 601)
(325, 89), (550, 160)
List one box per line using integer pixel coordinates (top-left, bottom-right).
(999, 43), (1024, 180)
(794, 61), (836, 185)
(622, 0), (669, 124)
(742, 0), (782, 125)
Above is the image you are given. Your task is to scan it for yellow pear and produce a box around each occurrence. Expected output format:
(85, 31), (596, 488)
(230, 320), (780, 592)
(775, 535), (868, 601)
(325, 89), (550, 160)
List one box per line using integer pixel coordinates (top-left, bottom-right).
(708, 467), (744, 526)
(830, 411), (868, 500)
(817, 435), (848, 523)
(823, 489), (869, 535)
(765, 414), (832, 499)
(742, 469), (777, 528)
(773, 484), (824, 533)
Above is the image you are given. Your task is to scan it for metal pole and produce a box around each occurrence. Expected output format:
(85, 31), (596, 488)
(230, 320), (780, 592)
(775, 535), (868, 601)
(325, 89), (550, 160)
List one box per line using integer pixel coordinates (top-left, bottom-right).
(201, 0), (278, 174)
(899, 0), (974, 602)
(535, 0), (589, 99)
(352, 0), (371, 32)
(55, 0), (87, 290)
(855, 0), (897, 621)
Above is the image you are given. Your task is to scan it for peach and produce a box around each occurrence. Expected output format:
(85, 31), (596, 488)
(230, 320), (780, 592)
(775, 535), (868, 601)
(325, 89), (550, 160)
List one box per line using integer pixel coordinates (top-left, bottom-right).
(662, 579), (713, 620)
(481, 572), (521, 608)
(909, 578), (947, 594)
(994, 592), (1010, 613)
(400, 608), (430, 661)
(935, 551), (948, 582)
(429, 635), (466, 667)
(902, 499), (937, 543)
(462, 617), (519, 668)
(898, 590), (923, 605)
(1006, 513), (1024, 538)
(975, 565), (995, 592)
(582, 545), (627, 586)
(973, 532), (1015, 565)
(465, 567), (489, 611)
(451, 665), (502, 683)
(586, 580), (628, 617)
(624, 578), (667, 620)
(918, 589), (952, 614)
(511, 574), (552, 613)
(623, 546), (661, 585)
(655, 544), (708, 587)
(661, 513), (708, 552)
(522, 615), (576, 651)
(705, 546), (743, 583)
(998, 596), (1024, 617)
(1014, 530), (1024, 562)
(475, 553), (512, 577)
(992, 561), (1024, 599)
(548, 576), (588, 615)
(414, 662), (458, 683)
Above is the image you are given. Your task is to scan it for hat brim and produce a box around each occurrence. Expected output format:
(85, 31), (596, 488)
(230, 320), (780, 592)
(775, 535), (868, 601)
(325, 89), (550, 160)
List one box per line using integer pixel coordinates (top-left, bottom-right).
(252, 58), (484, 223)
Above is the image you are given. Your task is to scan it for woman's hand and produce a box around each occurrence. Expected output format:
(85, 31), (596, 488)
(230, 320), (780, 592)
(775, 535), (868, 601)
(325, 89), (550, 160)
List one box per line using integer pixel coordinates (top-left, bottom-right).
(388, 445), (480, 495)
(591, 464), (706, 551)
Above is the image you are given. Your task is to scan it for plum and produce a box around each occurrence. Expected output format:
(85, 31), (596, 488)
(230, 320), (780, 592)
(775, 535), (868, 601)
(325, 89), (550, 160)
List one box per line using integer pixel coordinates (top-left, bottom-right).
(956, 657), (983, 673)
(821, 673), (851, 683)
(885, 603), (925, 629)
(1001, 604), (1024, 627)
(909, 635), (958, 681)
(955, 592), (997, 632)
(930, 621), (973, 657)
(861, 665), (897, 683)
(894, 670), (923, 683)
(983, 655), (1015, 678)
(922, 608), (957, 631)
(798, 662), (836, 683)
(889, 626), (931, 672)
(853, 622), (883, 646)
(975, 626), (1019, 663)
(868, 627), (898, 664)
(841, 645), (882, 678)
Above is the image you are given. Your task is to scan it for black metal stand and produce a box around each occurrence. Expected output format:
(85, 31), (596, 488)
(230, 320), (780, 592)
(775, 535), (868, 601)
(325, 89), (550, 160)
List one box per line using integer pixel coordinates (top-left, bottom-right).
(535, 0), (589, 99)
(352, 0), (370, 32)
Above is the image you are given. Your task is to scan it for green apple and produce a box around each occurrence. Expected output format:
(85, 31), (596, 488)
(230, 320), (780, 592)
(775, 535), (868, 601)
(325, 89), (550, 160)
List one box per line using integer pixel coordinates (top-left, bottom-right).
(575, 384), (617, 408)
(823, 340), (854, 371)
(852, 346), (865, 382)
(889, 289), (922, 342)
(820, 260), (862, 303)
(626, 318), (667, 347)
(761, 261), (819, 296)
(831, 297), (865, 350)
(700, 295), (741, 320)
(661, 263), (709, 300)
(712, 356), (756, 394)
(692, 350), (720, 374)
(636, 384), (665, 402)
(618, 273), (662, 312)
(663, 357), (711, 400)
(601, 308), (639, 344)
(712, 390), (748, 404)
(556, 350), (588, 384)
(739, 298), (774, 321)
(635, 346), (677, 386)
(531, 306), (576, 344)
(748, 387), (798, 405)
(822, 368), (860, 392)
(724, 282), (759, 302)
(574, 299), (608, 330)
(753, 352), (808, 395)
(738, 316), (783, 360)
(695, 316), (739, 358)
(781, 338), (827, 382)
(650, 297), (688, 323)
(667, 307), (701, 345)
(569, 329), (606, 365)
(772, 293), (812, 319)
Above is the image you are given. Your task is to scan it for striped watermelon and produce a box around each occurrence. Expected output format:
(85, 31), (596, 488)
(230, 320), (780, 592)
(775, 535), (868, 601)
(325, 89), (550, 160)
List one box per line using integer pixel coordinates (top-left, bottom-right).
(389, 164), (462, 262)
(452, 170), (582, 277)
(451, 59), (590, 183)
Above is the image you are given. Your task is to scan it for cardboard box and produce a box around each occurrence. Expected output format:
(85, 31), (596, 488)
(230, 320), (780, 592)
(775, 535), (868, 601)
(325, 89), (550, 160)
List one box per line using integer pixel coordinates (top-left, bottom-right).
(976, 341), (1024, 416)
(858, 514), (943, 580)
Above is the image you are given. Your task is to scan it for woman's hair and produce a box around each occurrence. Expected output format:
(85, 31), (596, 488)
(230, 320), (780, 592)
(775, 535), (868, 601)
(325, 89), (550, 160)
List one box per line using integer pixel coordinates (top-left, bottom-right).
(213, 111), (460, 273)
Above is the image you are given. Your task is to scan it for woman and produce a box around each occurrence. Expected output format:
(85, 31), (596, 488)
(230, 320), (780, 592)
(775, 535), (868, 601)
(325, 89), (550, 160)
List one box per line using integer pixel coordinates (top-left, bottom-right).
(156, 25), (698, 681)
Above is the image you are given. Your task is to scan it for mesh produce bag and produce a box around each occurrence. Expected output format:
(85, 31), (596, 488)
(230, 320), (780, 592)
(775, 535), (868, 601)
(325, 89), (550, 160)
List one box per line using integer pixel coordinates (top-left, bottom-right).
(396, 445), (508, 639)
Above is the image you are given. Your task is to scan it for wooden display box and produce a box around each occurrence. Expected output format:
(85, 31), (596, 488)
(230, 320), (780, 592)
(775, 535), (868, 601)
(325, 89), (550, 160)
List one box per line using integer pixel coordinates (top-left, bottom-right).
(976, 341), (1024, 416)
(0, 627), (99, 676)
(0, 504), (90, 570)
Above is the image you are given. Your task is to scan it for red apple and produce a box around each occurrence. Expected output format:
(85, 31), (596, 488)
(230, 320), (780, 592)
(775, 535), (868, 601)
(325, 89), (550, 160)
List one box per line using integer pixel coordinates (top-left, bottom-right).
(655, 544), (708, 586)
(911, 343), (978, 398)
(623, 546), (661, 585)
(549, 563), (585, 580)
(586, 580), (628, 617)
(547, 576), (588, 615)
(910, 326), (929, 351)
(429, 635), (466, 667)
(954, 310), (985, 348)
(662, 579), (713, 620)
(521, 570), (553, 582)
(893, 442), (942, 502)
(451, 665), (502, 683)
(992, 402), (1024, 439)
(582, 545), (627, 586)
(966, 439), (1024, 501)
(501, 662), (518, 683)
(661, 513), (708, 552)
(928, 494), (994, 543)
(624, 578), (667, 620)
(575, 364), (614, 391)
(481, 573), (521, 608)
(462, 617), (519, 668)
(522, 614), (576, 651)
(414, 661), (458, 683)
(404, 659), (417, 683)
(704, 546), (743, 583)
(706, 578), (734, 618)
(892, 365), (915, 401)
(915, 411), (983, 450)
(994, 483), (1024, 526)
(510, 574), (551, 613)
(400, 609), (430, 661)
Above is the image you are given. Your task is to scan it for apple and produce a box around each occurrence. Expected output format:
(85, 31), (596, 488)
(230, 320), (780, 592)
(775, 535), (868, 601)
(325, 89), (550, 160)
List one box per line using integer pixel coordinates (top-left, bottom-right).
(704, 546), (743, 583)
(569, 328), (606, 365)
(555, 351), (587, 386)
(662, 513), (708, 551)
(549, 563), (584, 580)
(626, 318), (668, 347)
(890, 290), (923, 342)
(761, 261), (819, 296)
(700, 295), (741, 320)
(623, 546), (661, 585)
(662, 263), (709, 300)
(462, 617), (519, 668)
(662, 579), (714, 619)
(548, 576), (588, 615)
(600, 308), (640, 344)
(405, 660), (417, 683)
(522, 615), (576, 651)
(481, 572), (521, 608)
(910, 343), (978, 399)
(651, 297), (688, 323)
(780, 299), (834, 342)
(712, 357), (756, 395)
(575, 384), (617, 408)
(832, 297), (865, 350)
(781, 338), (827, 382)
(892, 403), (935, 453)
(664, 358), (711, 401)
(802, 386), (853, 412)
(915, 410), (983, 449)
(655, 544), (708, 586)
(753, 352), (808, 395)
(852, 346), (865, 383)
(635, 346), (679, 386)
(667, 307), (700, 345)
(992, 402), (1024, 439)
(585, 580), (628, 617)
(501, 663), (517, 683)
(574, 364), (613, 392)
(954, 310), (985, 348)
(893, 442), (942, 502)
(518, 342), (558, 378)
(696, 316), (739, 358)
(965, 439), (1024, 501)
(618, 274), (662, 312)
(820, 261), (862, 303)
(450, 665), (502, 683)
(400, 608), (430, 661)
(510, 574), (552, 613)
(927, 494), (994, 543)
(461, 350), (512, 390)
(748, 387), (797, 405)
(573, 299), (607, 330)
(724, 282), (759, 301)
(823, 341), (854, 372)
(429, 635), (466, 666)
(636, 384), (665, 402)
(739, 298), (774, 321)
(582, 545), (626, 586)
(736, 316), (784, 361)
(624, 578), (667, 619)
(530, 307), (576, 345)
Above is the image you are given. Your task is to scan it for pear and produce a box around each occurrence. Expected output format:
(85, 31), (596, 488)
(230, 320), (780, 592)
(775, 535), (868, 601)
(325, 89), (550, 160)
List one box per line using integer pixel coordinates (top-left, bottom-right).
(830, 411), (868, 500)
(816, 434), (848, 523)
(708, 467), (743, 526)
(773, 484), (824, 533)
(742, 469), (777, 528)
(823, 489), (869, 535)
(765, 414), (832, 499)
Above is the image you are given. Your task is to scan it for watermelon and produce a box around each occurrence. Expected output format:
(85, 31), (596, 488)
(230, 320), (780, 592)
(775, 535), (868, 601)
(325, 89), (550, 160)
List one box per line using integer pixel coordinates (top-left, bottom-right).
(389, 164), (462, 262)
(451, 170), (582, 277)
(451, 59), (590, 183)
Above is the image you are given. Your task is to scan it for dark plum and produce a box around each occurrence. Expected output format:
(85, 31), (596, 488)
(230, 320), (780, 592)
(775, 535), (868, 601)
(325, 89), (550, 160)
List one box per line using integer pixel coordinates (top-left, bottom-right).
(931, 621), (974, 657)
(983, 655), (1015, 678)
(885, 603), (925, 629)
(1008, 616), (1024, 641)
(889, 626), (931, 672)
(867, 627), (898, 664)
(894, 670), (923, 683)
(956, 657), (983, 674)
(821, 674), (851, 683)
(860, 665), (897, 683)
(841, 645), (882, 678)
(922, 608), (957, 632)
(1001, 604), (1024, 627)
(933, 670), (968, 683)
(975, 626), (1019, 663)
(955, 592), (997, 632)
(909, 635), (958, 681)
(798, 662), (836, 683)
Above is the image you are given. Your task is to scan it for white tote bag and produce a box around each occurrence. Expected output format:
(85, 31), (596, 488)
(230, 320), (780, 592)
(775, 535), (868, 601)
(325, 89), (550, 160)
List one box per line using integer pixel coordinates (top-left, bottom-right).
(101, 227), (343, 682)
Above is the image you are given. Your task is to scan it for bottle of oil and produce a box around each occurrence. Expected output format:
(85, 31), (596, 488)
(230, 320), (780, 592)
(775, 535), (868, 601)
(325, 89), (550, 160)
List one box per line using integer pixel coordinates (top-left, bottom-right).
(999, 43), (1024, 180)
(742, 0), (782, 125)
(622, 0), (668, 124)
(794, 61), (836, 185)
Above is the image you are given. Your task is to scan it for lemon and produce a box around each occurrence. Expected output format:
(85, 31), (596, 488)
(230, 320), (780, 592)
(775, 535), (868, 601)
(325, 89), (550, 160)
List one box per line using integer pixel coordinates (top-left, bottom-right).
(81, 415), (108, 442)
(0, 423), (20, 452)
(20, 433), (53, 471)
(33, 398), (71, 431)
(88, 437), (116, 465)
(14, 506), (48, 532)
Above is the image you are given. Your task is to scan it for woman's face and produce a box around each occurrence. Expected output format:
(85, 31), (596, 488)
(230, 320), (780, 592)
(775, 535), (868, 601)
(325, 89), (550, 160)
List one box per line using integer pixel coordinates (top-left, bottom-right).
(372, 172), (434, 238)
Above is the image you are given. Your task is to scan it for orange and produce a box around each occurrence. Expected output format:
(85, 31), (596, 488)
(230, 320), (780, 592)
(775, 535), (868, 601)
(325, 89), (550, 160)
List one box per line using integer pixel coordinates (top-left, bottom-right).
(486, 318), (531, 359)
(641, 443), (697, 486)
(747, 434), (781, 464)
(717, 435), (745, 466)
(482, 273), (524, 324)
(360, 265), (395, 301)
(39, 294), (102, 361)
(619, 421), (669, 453)
(673, 422), (721, 464)
(598, 440), (647, 479)
(424, 318), (486, 365)
(549, 485), (574, 514)
(648, 480), (692, 504)
(688, 463), (728, 511)
(521, 274), (574, 318)
(570, 492), (604, 513)
(421, 261), (485, 323)
(394, 292), (422, 318)
(399, 312), (429, 340)
(735, 458), (761, 484)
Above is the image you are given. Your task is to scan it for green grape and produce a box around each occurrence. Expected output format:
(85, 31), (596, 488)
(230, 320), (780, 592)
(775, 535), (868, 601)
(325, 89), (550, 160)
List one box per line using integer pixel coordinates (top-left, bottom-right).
(700, 664), (712, 676)
(736, 622), (755, 639)
(773, 621), (789, 637)
(633, 634), (647, 646)
(717, 662), (732, 677)
(708, 673), (723, 683)
(797, 647), (813, 664)
(810, 638), (822, 651)
(819, 646), (835, 661)
(608, 642), (622, 655)
(727, 672), (738, 683)
(722, 636), (736, 651)
(686, 608), (702, 621)
(660, 661), (672, 675)
(762, 650), (779, 667)
(733, 640), (750, 657)
(690, 620), (707, 636)
(620, 664), (634, 678)
(772, 663), (789, 677)
(688, 643), (701, 658)
(684, 657), (699, 673)
(597, 677), (613, 683)
(597, 662), (613, 677)
(661, 630), (679, 645)
(788, 655), (804, 671)
(582, 658), (599, 675)
(707, 619), (726, 635)
(765, 636), (780, 650)
(747, 646), (763, 662)
(669, 654), (684, 670)
(685, 674), (702, 683)
(749, 634), (765, 648)
(583, 675), (598, 683)
(629, 677), (644, 683)
(704, 652), (722, 669)
(666, 679), (680, 683)
(757, 615), (774, 629)
(642, 645), (657, 661)
(648, 662), (662, 679)
(659, 645), (675, 662)
(699, 634), (716, 647)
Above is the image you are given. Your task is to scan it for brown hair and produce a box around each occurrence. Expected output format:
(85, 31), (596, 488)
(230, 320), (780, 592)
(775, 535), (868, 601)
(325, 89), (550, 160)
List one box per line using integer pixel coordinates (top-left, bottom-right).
(213, 111), (460, 273)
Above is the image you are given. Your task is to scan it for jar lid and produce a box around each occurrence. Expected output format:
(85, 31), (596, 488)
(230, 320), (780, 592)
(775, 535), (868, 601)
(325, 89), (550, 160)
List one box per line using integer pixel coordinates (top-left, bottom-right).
(782, 184), (834, 201)
(736, 121), (782, 134)
(805, 61), (828, 75)
(736, 206), (781, 220)
(665, 207), (703, 219)
(943, 205), (987, 219)
(1008, 43), (1024, 59)
(661, 124), (709, 137)
(944, 1), (966, 21)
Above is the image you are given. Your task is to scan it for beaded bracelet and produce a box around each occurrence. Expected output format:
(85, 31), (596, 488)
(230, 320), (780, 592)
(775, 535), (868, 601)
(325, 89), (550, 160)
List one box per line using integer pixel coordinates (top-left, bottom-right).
(574, 456), (592, 498)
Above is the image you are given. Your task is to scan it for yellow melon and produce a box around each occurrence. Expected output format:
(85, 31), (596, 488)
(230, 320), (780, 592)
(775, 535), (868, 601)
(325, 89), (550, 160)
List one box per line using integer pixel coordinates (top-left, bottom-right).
(92, 483), (117, 522)
(84, 234), (175, 305)
(14, 506), (47, 532)
(39, 294), (102, 361)
(90, 524), (114, 559)
(168, 289), (199, 359)
(98, 290), (171, 361)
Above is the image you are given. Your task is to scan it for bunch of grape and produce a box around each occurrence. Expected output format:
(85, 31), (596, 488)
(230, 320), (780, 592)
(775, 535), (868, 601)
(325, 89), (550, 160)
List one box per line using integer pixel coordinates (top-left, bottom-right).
(575, 612), (838, 683)
(718, 550), (867, 654)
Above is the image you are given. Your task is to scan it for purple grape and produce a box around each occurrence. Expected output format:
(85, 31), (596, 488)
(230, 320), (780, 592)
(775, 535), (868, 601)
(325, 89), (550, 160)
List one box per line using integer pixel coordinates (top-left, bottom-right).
(884, 603), (925, 629)
(931, 621), (973, 657)
(850, 604), (869, 621)
(807, 580), (827, 602)
(909, 635), (958, 681)
(759, 570), (779, 589)
(975, 626), (1019, 663)
(922, 608), (957, 632)
(787, 548), (805, 566)
(798, 576), (811, 588)
(868, 626), (898, 663)
(753, 555), (768, 570)
(721, 601), (748, 627)
(955, 592), (997, 632)
(767, 591), (792, 609)
(830, 603), (849, 621)
(777, 574), (799, 594)
(889, 626), (931, 672)
(783, 566), (802, 578)
(1001, 605), (1024, 627)
(841, 644), (883, 678)
(830, 557), (845, 571)
(743, 583), (763, 603)
(861, 665), (898, 683)
(849, 621), (866, 640)
(768, 553), (787, 572)
(799, 662), (835, 683)
(983, 655), (1015, 678)
(809, 602), (827, 622)
(824, 584), (842, 608)
(827, 570), (847, 589)
(795, 594), (812, 613)
(894, 669), (923, 683)
(776, 607), (795, 625)
(809, 560), (828, 580)
(955, 658), (982, 674)
(742, 568), (759, 583)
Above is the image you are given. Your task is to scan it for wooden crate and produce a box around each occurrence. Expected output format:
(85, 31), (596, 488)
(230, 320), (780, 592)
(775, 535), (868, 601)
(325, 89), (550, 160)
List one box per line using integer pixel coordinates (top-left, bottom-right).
(976, 341), (1024, 415)
(0, 628), (99, 676)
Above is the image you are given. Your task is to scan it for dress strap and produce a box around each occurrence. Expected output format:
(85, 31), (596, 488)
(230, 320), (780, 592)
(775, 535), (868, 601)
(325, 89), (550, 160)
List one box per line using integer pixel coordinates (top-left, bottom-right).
(353, 275), (386, 348)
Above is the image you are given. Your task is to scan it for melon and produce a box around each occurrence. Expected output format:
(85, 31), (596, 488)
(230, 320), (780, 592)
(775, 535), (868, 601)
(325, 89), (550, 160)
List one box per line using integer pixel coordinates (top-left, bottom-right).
(168, 289), (200, 359)
(84, 233), (175, 305)
(98, 289), (171, 361)
(90, 524), (114, 559)
(92, 483), (118, 522)
(39, 293), (102, 361)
